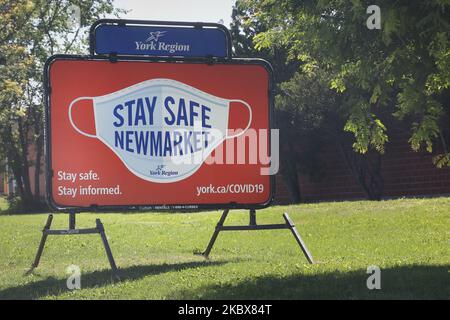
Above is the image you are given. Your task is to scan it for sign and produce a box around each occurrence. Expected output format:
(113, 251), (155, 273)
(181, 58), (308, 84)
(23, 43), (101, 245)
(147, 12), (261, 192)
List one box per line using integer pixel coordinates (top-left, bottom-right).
(45, 56), (274, 211)
(90, 19), (231, 58)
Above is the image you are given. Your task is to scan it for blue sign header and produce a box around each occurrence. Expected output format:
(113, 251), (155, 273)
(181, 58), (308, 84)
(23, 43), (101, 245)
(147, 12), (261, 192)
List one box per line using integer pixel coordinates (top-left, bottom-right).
(91, 21), (230, 58)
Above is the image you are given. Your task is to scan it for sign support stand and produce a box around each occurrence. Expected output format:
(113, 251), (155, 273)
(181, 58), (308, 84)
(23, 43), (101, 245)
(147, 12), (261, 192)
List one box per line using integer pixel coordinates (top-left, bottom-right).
(27, 212), (120, 279)
(201, 209), (314, 264)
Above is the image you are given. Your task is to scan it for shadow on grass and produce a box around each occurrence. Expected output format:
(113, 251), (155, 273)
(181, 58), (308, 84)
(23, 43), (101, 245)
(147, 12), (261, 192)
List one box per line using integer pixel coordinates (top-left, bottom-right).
(0, 260), (228, 300)
(172, 264), (450, 300)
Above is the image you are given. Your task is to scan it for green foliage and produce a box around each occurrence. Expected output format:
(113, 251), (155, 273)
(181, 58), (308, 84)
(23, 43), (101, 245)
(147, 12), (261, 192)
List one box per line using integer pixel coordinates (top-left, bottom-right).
(240, 0), (450, 165)
(232, 2), (392, 200)
(0, 0), (122, 206)
(276, 69), (339, 133)
(433, 152), (450, 168)
(231, 4), (306, 201)
(276, 70), (338, 186)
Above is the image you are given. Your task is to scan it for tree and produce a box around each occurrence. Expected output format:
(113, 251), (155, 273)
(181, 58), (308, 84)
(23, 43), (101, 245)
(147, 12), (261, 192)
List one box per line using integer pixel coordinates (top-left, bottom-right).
(240, 0), (450, 167)
(231, 4), (309, 201)
(232, 1), (387, 201)
(0, 0), (121, 210)
(277, 69), (385, 200)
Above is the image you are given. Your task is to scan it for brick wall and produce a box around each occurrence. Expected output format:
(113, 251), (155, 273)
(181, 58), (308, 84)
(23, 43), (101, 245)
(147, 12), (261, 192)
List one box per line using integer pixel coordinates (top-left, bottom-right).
(275, 126), (450, 203)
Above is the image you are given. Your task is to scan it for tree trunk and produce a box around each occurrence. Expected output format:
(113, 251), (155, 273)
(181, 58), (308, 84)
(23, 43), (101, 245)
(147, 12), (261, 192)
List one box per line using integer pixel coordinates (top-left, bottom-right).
(15, 118), (34, 208)
(280, 142), (302, 203)
(33, 111), (43, 199)
(4, 125), (25, 199)
(17, 118), (33, 204)
(10, 159), (25, 199)
(34, 134), (42, 198)
(339, 141), (384, 200)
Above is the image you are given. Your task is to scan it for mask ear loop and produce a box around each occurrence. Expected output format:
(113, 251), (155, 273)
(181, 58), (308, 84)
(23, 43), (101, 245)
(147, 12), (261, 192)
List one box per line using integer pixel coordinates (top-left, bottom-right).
(68, 97), (97, 138)
(226, 99), (253, 139)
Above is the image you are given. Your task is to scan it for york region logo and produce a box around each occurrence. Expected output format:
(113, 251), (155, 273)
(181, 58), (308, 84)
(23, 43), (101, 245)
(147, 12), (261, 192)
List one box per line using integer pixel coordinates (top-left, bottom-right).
(135, 30), (190, 54)
(145, 31), (166, 42)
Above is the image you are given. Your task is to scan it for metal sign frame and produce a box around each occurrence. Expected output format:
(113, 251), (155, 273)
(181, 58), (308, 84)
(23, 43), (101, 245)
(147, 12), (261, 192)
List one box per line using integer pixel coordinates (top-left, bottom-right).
(89, 19), (233, 58)
(44, 54), (275, 212)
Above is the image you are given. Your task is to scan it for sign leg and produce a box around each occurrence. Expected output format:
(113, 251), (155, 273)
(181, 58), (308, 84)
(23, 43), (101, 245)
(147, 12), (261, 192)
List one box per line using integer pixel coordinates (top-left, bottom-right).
(249, 208), (257, 226)
(96, 219), (120, 280)
(283, 213), (314, 264)
(202, 209), (229, 258)
(27, 214), (54, 274)
(69, 211), (76, 230)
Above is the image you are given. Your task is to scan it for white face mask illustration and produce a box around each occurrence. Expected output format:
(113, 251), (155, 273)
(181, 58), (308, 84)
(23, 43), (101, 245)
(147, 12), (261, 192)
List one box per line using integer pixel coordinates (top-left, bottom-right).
(68, 79), (252, 183)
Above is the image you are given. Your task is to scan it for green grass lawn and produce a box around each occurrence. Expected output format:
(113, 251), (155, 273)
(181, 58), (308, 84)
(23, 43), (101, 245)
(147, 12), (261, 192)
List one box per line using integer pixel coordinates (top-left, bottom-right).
(0, 197), (448, 299)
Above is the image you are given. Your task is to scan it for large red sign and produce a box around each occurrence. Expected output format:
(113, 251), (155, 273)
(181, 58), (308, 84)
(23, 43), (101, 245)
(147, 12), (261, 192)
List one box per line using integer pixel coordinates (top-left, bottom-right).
(45, 56), (273, 210)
